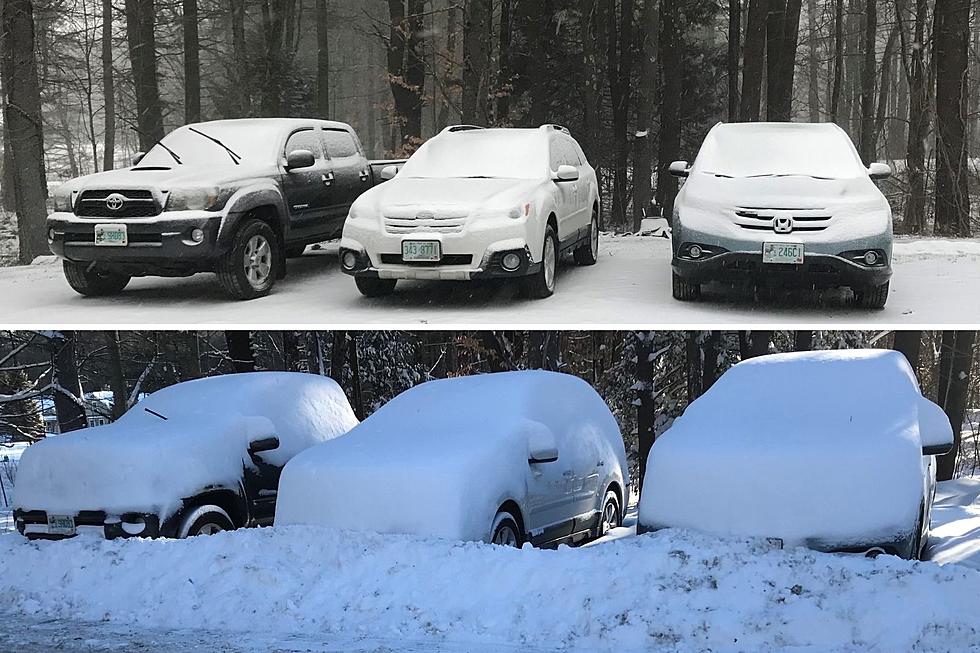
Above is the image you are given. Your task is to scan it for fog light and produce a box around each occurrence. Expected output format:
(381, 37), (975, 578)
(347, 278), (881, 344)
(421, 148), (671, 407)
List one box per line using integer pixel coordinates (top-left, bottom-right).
(48, 228), (56, 241)
(190, 228), (205, 243)
(342, 251), (358, 270)
(501, 252), (521, 271)
(863, 250), (879, 266)
(688, 244), (703, 259)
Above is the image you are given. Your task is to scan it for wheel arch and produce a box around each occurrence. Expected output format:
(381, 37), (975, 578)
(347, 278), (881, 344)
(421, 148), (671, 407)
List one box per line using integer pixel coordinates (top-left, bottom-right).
(218, 187), (289, 249)
(174, 486), (249, 534)
(496, 499), (527, 540)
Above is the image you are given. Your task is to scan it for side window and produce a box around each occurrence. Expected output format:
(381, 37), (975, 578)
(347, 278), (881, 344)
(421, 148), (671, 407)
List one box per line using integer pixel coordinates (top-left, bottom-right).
(549, 138), (563, 171)
(321, 129), (359, 158)
(553, 138), (578, 169)
(284, 129), (321, 158)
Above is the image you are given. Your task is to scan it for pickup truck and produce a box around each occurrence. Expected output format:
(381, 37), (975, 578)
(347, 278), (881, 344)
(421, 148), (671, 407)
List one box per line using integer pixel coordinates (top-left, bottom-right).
(47, 118), (402, 299)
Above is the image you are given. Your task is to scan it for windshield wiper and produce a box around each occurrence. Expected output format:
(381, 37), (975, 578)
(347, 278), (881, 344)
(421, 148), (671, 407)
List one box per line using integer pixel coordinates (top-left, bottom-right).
(144, 407), (168, 421)
(188, 127), (241, 165)
(131, 127), (182, 165)
(745, 173), (834, 180)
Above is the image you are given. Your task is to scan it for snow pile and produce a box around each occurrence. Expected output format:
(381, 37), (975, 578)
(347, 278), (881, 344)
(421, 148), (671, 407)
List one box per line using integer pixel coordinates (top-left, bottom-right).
(640, 350), (935, 550)
(3, 525), (980, 652)
(929, 477), (980, 570)
(14, 373), (357, 520)
(277, 370), (628, 543)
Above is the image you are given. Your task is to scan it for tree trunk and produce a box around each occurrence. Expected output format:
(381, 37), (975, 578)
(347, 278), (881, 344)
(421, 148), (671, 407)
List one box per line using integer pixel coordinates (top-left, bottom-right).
(740, 0), (769, 121)
(347, 336), (364, 420)
(225, 331), (256, 373)
(829, 0), (844, 121)
(806, 0), (819, 121)
(739, 331), (773, 359)
(899, 0), (928, 234)
(728, 0), (741, 121)
(315, 0), (330, 118)
(496, 0), (512, 123)
(655, 0), (682, 220)
(607, 0), (635, 228)
(329, 331), (347, 383)
(182, 0), (200, 123)
(101, 0), (115, 170)
(936, 330), (976, 481)
(794, 330), (814, 351)
(858, 0), (877, 163)
(580, 0), (602, 165)
(104, 332), (128, 420)
(229, 0), (247, 115)
(461, 0), (490, 124)
(527, 331), (561, 371)
(933, 0), (971, 237)
(632, 0), (659, 231)
(386, 0), (426, 153)
(892, 330), (922, 370)
(124, 0), (163, 150)
(1, 0), (48, 264)
(766, 0), (802, 121)
(50, 331), (86, 433)
(635, 332), (656, 492)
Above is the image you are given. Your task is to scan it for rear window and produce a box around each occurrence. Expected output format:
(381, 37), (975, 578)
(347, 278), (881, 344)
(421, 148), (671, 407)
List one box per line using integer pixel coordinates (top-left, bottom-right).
(321, 129), (359, 158)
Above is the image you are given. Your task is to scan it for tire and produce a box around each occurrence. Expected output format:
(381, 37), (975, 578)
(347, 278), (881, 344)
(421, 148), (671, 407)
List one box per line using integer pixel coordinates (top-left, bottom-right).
(490, 510), (523, 548)
(524, 224), (558, 299)
(178, 504), (235, 538)
(285, 244), (307, 258)
(854, 281), (889, 310)
(62, 260), (130, 297)
(355, 276), (397, 298)
(216, 219), (281, 300)
(573, 210), (599, 266)
(672, 271), (701, 301)
(597, 490), (621, 538)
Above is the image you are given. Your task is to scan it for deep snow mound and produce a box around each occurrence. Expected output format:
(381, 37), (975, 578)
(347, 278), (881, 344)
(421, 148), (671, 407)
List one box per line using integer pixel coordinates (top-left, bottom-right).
(2, 526), (980, 652)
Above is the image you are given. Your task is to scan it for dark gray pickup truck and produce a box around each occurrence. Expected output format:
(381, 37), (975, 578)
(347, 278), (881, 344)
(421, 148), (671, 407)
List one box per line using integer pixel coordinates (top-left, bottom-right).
(47, 118), (402, 299)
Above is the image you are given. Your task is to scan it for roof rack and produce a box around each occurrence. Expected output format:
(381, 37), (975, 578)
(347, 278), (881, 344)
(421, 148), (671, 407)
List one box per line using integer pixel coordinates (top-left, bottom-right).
(540, 124), (571, 135)
(442, 125), (486, 133)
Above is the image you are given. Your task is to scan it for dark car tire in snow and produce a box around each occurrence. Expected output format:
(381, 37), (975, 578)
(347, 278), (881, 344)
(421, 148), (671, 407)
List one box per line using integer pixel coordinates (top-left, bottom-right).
(216, 219), (281, 300)
(573, 211), (599, 266)
(672, 272), (701, 301)
(490, 511), (523, 548)
(598, 490), (622, 538)
(854, 281), (889, 310)
(525, 224), (558, 299)
(355, 276), (397, 298)
(63, 260), (131, 297)
(179, 505), (235, 538)
(284, 244), (307, 258)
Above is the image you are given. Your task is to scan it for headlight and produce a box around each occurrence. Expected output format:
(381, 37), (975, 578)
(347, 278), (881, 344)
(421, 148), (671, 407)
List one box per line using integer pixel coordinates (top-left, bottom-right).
(508, 203), (533, 220)
(167, 186), (222, 211)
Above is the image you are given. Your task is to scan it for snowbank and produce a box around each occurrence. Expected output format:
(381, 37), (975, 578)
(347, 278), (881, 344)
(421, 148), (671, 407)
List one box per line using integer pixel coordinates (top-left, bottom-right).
(277, 370), (628, 543)
(2, 525), (980, 652)
(14, 373), (357, 520)
(639, 350), (935, 551)
(929, 477), (980, 570)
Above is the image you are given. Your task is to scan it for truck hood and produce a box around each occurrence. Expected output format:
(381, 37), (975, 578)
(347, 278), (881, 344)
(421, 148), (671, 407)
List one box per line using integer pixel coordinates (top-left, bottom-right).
(355, 176), (545, 216)
(60, 162), (279, 193)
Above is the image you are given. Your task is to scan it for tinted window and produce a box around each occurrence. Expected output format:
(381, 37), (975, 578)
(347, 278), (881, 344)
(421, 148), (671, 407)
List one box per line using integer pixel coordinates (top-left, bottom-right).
(285, 129), (321, 158)
(321, 129), (359, 158)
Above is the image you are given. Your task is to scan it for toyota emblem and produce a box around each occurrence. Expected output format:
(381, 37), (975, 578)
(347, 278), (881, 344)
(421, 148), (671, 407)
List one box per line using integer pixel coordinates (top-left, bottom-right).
(105, 193), (126, 211)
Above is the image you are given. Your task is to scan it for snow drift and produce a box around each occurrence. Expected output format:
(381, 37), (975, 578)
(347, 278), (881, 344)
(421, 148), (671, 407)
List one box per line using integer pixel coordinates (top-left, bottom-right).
(14, 372), (358, 520)
(276, 370), (628, 543)
(639, 349), (946, 552)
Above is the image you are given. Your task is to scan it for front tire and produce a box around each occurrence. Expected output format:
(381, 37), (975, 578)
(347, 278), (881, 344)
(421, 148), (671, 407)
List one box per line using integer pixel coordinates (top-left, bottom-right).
(178, 505), (235, 538)
(854, 281), (889, 310)
(525, 224), (558, 299)
(216, 219), (281, 300)
(573, 210), (599, 266)
(63, 260), (130, 297)
(490, 510), (523, 548)
(355, 276), (397, 298)
(672, 271), (701, 301)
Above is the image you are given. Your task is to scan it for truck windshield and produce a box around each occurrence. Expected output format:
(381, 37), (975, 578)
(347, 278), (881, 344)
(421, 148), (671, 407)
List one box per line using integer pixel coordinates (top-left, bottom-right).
(695, 126), (867, 179)
(399, 130), (548, 180)
(137, 124), (280, 167)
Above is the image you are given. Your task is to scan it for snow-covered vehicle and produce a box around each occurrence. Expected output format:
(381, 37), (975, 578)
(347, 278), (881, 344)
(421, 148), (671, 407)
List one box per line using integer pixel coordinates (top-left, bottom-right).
(276, 370), (629, 547)
(669, 122), (894, 308)
(47, 119), (401, 300)
(339, 124), (601, 299)
(637, 349), (953, 560)
(13, 372), (358, 540)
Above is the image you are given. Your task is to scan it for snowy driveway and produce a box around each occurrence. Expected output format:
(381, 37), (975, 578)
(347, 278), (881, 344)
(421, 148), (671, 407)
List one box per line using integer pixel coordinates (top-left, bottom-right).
(1, 235), (978, 326)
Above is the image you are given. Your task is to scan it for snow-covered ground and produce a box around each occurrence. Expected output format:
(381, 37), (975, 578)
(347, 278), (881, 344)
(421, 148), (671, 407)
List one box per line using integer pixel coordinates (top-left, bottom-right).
(1, 234), (979, 325)
(4, 480), (980, 652)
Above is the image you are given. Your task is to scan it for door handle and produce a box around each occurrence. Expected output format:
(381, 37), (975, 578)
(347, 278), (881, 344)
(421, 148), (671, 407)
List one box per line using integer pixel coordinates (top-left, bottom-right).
(322, 172), (335, 186)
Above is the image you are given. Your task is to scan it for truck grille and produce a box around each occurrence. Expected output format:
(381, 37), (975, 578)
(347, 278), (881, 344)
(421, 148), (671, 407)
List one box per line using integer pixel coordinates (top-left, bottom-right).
(733, 206), (832, 234)
(384, 209), (467, 235)
(75, 190), (161, 218)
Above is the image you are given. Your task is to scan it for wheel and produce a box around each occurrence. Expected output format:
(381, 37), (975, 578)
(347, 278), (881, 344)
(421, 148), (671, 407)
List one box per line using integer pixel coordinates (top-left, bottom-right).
(573, 210), (599, 266)
(854, 281), (889, 309)
(598, 490), (621, 538)
(524, 224), (558, 299)
(178, 504), (235, 538)
(285, 244), (307, 258)
(216, 219), (281, 300)
(62, 260), (130, 297)
(671, 271), (701, 301)
(490, 510), (523, 548)
(354, 276), (397, 297)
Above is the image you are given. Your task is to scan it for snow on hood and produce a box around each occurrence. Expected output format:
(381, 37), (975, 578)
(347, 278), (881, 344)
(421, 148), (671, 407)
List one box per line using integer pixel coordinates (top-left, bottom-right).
(353, 176), (544, 218)
(277, 370), (628, 542)
(639, 350), (932, 548)
(58, 161), (278, 194)
(679, 173), (888, 215)
(14, 373), (358, 518)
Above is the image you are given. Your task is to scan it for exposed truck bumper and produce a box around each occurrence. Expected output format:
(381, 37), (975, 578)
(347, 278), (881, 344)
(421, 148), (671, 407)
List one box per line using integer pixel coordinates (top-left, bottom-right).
(14, 507), (166, 540)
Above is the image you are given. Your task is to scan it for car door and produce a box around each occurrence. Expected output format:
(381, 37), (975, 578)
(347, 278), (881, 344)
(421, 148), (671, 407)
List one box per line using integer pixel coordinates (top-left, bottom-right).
(280, 128), (333, 242)
(242, 451), (283, 526)
(319, 127), (371, 237)
(549, 136), (581, 244)
(524, 448), (577, 545)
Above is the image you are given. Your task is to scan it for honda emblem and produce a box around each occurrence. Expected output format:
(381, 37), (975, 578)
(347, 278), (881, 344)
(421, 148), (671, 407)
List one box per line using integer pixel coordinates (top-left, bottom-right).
(773, 216), (793, 234)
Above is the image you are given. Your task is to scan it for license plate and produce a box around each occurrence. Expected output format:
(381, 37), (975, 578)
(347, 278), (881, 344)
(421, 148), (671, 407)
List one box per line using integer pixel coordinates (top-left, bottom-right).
(94, 223), (128, 246)
(762, 242), (804, 264)
(402, 240), (441, 262)
(46, 514), (76, 536)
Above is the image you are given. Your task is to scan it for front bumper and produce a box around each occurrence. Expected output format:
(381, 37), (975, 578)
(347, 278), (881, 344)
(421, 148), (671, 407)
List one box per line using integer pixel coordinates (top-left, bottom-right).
(14, 508), (163, 540)
(47, 211), (224, 274)
(339, 240), (540, 281)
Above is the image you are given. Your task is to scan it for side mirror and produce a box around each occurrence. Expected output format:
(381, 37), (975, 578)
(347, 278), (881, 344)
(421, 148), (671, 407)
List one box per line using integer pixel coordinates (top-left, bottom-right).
(918, 397), (954, 456)
(132, 152), (145, 166)
(668, 161), (690, 178)
(248, 436), (280, 455)
(285, 149), (316, 171)
(868, 162), (892, 180)
(380, 165), (399, 180)
(527, 425), (559, 464)
(554, 164), (579, 182)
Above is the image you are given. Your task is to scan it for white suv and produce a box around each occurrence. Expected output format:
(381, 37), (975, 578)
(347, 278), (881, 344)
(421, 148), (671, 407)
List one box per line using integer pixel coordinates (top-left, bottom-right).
(339, 124), (600, 298)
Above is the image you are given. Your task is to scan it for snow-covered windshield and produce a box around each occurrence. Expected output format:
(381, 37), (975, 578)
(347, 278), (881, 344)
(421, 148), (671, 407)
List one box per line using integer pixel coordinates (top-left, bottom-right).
(399, 130), (548, 180)
(694, 124), (867, 179)
(137, 123), (282, 167)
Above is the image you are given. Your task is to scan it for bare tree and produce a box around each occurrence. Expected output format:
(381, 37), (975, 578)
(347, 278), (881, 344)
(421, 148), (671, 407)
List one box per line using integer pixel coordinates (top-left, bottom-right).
(183, 0), (201, 123)
(632, 0), (659, 231)
(124, 0), (164, 149)
(740, 0), (769, 121)
(316, 0), (330, 118)
(937, 330), (976, 480)
(101, 0), (115, 169)
(386, 0), (426, 152)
